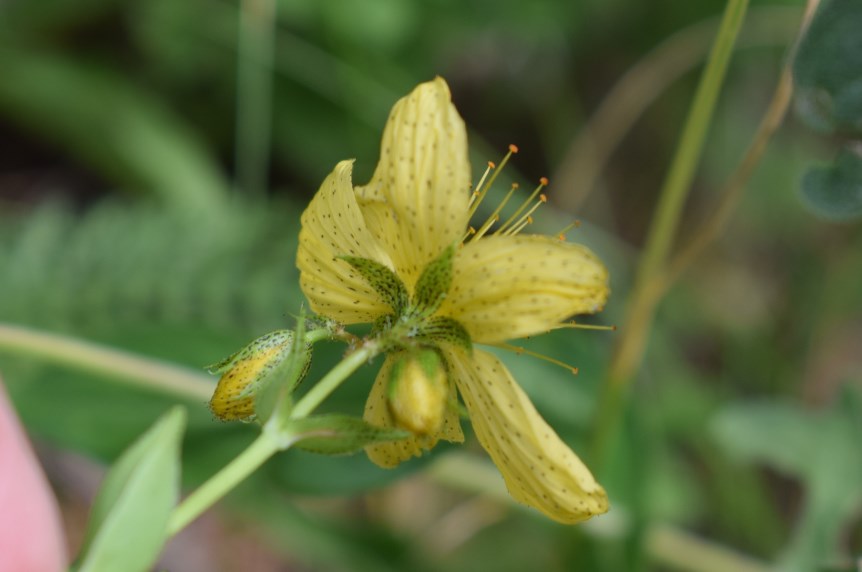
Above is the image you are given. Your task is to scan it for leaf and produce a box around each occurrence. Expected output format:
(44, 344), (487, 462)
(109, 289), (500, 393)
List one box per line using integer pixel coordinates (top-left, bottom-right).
(711, 400), (819, 477)
(75, 407), (186, 572)
(800, 147), (862, 221)
(0, 48), (229, 214)
(290, 414), (410, 455)
(712, 387), (862, 572)
(793, 0), (862, 135)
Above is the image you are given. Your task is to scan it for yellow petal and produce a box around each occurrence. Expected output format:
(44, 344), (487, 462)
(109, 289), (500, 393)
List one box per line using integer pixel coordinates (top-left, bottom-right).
(297, 160), (394, 323)
(437, 235), (609, 344)
(355, 77), (471, 288)
(364, 354), (464, 468)
(442, 346), (608, 524)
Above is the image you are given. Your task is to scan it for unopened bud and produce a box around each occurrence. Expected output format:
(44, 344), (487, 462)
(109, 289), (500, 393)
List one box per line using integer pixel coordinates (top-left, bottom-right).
(387, 349), (447, 436)
(207, 330), (304, 422)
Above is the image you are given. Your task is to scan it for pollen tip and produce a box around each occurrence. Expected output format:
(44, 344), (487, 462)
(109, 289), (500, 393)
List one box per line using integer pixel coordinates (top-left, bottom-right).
(575, 220), (582, 227)
(511, 182), (520, 189)
(539, 194), (547, 203)
(571, 367), (579, 375)
(611, 325), (618, 331)
(508, 144), (519, 154)
(488, 161), (496, 169)
(540, 176), (549, 186)
(527, 216), (533, 223)
(557, 233), (565, 241)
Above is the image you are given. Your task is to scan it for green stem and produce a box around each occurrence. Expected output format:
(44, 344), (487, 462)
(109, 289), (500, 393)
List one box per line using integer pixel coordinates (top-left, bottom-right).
(290, 344), (376, 419)
(0, 322), (213, 401)
(167, 431), (283, 536)
(235, 0), (276, 198)
(592, 0), (749, 463)
(166, 343), (375, 535)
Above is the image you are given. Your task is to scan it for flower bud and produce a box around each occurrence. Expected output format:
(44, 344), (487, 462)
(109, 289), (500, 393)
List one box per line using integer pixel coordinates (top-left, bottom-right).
(207, 330), (304, 422)
(387, 349), (448, 436)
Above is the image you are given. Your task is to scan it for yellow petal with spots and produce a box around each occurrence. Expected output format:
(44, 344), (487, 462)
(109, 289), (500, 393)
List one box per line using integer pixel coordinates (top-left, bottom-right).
(355, 77), (471, 289)
(297, 160), (394, 323)
(437, 235), (609, 344)
(442, 346), (608, 524)
(364, 353), (464, 468)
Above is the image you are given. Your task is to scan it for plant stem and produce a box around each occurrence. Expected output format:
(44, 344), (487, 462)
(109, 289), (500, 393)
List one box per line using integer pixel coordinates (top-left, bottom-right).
(0, 322), (213, 401)
(591, 0), (750, 463)
(167, 344), (375, 535)
(235, 0), (275, 198)
(659, 0), (821, 294)
(290, 344), (376, 419)
(167, 431), (283, 536)
(554, 6), (801, 212)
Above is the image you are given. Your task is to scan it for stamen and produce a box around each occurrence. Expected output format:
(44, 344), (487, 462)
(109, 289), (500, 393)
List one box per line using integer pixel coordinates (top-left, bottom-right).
(493, 343), (579, 375)
(495, 177), (548, 234)
(502, 193), (546, 236)
(556, 220), (581, 241)
(471, 214), (500, 241)
(467, 183), (519, 243)
(462, 225), (477, 242)
(468, 146), (518, 218)
(552, 321), (617, 332)
(468, 161), (496, 210)
(505, 215), (533, 236)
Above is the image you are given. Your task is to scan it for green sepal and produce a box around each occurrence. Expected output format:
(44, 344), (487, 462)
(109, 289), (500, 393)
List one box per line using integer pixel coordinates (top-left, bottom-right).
(205, 329), (293, 376)
(207, 329), (312, 422)
(412, 243), (455, 313)
(289, 414), (410, 455)
(340, 255), (409, 313)
(255, 316), (314, 424)
(417, 316), (472, 352)
(74, 407), (186, 572)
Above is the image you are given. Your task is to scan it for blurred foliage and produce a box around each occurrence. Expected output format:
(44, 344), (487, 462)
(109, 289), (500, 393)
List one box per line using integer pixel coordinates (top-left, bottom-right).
(792, 0), (862, 221)
(1, 0), (861, 571)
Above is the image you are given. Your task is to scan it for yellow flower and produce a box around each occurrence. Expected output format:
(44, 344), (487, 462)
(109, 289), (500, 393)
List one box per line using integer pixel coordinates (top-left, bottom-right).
(296, 77), (610, 523)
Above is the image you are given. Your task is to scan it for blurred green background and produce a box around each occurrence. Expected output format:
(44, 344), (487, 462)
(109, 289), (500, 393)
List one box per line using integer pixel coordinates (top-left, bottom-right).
(1, 0), (860, 570)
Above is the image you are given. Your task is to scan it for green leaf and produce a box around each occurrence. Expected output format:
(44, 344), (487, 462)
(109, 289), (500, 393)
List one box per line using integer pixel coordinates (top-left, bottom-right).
(0, 48), (229, 214)
(290, 414), (410, 455)
(339, 255), (408, 313)
(75, 407), (186, 572)
(800, 148), (862, 221)
(712, 387), (862, 572)
(793, 0), (862, 135)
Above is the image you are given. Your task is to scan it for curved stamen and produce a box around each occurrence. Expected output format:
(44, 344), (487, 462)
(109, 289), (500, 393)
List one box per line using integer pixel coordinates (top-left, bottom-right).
(556, 220), (582, 241)
(492, 342), (579, 375)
